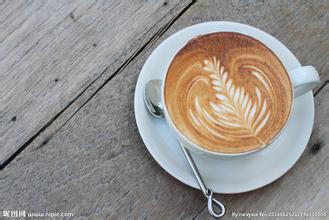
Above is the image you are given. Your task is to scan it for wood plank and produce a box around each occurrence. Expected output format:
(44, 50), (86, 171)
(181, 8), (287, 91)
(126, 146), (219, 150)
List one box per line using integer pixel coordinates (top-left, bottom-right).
(0, 0), (192, 165)
(1, 0), (328, 219)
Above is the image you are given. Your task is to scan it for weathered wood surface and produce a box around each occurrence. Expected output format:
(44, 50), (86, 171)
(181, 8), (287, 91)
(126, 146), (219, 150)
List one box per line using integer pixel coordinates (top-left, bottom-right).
(1, 0), (329, 219)
(0, 0), (192, 166)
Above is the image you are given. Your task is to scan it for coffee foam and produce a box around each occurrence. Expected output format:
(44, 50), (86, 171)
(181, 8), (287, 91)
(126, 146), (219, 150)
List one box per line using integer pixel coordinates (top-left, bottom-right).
(164, 32), (292, 154)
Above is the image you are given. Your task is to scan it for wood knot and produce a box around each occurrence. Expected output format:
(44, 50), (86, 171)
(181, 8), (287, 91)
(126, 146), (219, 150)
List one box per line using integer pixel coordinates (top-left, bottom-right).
(11, 116), (17, 122)
(69, 12), (75, 21)
(311, 142), (323, 154)
(41, 138), (49, 146)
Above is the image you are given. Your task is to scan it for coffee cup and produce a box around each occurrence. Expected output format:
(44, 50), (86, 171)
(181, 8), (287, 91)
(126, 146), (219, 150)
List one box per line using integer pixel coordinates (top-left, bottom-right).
(159, 22), (319, 157)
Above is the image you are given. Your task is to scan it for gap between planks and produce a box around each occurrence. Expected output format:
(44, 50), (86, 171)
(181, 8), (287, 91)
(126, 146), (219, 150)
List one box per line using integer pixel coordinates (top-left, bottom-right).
(314, 80), (329, 96)
(0, 0), (196, 170)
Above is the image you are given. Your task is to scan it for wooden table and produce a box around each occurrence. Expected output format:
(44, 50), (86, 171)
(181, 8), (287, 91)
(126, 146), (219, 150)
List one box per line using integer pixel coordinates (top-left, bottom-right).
(1, 0), (328, 219)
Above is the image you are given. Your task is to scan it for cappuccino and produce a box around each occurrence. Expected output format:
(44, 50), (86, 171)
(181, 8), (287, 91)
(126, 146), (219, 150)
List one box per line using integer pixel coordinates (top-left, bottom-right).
(164, 32), (292, 153)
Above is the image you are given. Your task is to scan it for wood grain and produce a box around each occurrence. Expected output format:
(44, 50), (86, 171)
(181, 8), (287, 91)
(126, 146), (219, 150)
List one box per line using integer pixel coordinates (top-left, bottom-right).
(1, 0), (329, 219)
(0, 0), (192, 165)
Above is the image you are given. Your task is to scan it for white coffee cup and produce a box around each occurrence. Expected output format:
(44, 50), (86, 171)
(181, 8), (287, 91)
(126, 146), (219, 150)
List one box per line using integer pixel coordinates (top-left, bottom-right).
(160, 22), (320, 157)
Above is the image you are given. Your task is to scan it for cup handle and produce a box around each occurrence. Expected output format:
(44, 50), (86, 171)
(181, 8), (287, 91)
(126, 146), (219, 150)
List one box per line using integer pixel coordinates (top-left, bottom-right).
(288, 66), (320, 97)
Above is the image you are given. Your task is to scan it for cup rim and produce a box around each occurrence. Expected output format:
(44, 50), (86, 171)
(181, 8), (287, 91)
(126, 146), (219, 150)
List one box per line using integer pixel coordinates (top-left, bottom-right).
(161, 22), (294, 156)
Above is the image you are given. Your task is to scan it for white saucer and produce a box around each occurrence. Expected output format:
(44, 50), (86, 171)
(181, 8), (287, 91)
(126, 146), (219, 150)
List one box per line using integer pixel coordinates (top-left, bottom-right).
(134, 22), (315, 194)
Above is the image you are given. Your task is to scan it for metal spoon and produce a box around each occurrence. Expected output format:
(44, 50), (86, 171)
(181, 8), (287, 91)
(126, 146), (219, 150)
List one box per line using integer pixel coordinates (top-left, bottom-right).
(144, 79), (225, 218)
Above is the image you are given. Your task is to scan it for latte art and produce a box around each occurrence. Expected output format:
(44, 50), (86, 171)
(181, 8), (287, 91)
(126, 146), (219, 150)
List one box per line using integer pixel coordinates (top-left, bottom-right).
(189, 57), (272, 143)
(165, 33), (292, 153)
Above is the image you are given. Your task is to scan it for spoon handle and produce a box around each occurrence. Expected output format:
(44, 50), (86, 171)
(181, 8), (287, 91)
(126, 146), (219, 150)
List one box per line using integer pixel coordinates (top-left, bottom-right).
(179, 142), (225, 218)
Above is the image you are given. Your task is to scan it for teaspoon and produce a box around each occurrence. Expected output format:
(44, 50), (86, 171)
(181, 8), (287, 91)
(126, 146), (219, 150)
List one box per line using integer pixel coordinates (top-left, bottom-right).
(144, 79), (225, 218)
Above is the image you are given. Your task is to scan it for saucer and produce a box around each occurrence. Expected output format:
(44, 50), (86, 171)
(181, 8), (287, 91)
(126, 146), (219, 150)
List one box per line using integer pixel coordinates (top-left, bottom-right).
(134, 22), (315, 194)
